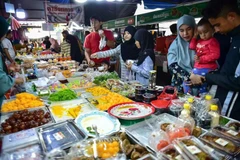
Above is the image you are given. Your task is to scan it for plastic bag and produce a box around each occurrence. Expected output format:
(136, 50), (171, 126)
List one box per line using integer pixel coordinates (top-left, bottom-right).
(148, 129), (170, 151)
(166, 124), (190, 142)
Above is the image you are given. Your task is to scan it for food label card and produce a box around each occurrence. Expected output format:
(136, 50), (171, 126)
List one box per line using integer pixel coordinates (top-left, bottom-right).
(186, 145), (202, 155)
(215, 138), (229, 147)
(53, 132), (65, 141)
(227, 130), (238, 136)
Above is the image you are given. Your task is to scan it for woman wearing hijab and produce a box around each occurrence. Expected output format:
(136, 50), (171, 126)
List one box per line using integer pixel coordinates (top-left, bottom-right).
(91, 26), (140, 81)
(63, 31), (84, 63)
(0, 16), (23, 106)
(126, 29), (155, 86)
(167, 15), (196, 92)
(49, 38), (60, 53)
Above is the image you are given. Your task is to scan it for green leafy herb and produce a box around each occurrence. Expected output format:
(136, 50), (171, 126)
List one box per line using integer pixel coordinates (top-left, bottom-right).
(86, 126), (96, 135)
(48, 89), (77, 101)
(93, 72), (119, 86)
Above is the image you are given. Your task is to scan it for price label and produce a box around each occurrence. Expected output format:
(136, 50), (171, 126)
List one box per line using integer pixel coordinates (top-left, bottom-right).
(227, 130), (238, 136)
(53, 132), (65, 141)
(215, 138), (229, 147)
(186, 145), (202, 155)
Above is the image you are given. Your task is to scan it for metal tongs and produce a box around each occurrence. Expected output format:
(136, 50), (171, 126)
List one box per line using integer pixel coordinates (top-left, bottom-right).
(92, 124), (100, 160)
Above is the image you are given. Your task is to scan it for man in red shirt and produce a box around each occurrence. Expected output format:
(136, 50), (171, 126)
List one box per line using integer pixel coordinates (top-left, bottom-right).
(84, 16), (115, 66)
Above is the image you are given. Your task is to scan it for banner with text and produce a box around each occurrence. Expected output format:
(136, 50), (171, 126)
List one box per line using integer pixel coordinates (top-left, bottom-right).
(137, 2), (207, 25)
(46, 3), (84, 24)
(103, 16), (135, 29)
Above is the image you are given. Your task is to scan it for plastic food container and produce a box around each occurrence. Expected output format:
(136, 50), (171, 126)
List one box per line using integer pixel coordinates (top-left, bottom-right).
(68, 136), (125, 159)
(169, 99), (184, 117)
(143, 93), (157, 104)
(135, 85), (146, 95)
(117, 132), (149, 159)
(38, 120), (87, 153)
(200, 132), (240, 157)
(212, 126), (240, 144)
(157, 144), (190, 160)
(175, 136), (219, 160)
(1, 143), (43, 160)
(126, 113), (183, 154)
(2, 128), (39, 152)
(226, 121), (240, 132)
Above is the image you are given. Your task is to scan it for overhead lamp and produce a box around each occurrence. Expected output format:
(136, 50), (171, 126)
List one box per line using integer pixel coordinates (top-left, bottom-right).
(106, 0), (115, 2)
(5, 3), (15, 14)
(116, 0), (123, 1)
(96, 0), (103, 1)
(16, 4), (26, 19)
(75, 0), (87, 3)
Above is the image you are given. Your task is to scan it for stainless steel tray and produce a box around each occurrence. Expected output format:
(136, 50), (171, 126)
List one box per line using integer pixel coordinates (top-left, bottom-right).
(37, 119), (87, 153)
(1, 99), (45, 114)
(0, 106), (55, 136)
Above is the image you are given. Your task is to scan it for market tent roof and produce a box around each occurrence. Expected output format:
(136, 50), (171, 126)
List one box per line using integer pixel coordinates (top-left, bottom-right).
(143, 0), (205, 9)
(0, 0), (141, 26)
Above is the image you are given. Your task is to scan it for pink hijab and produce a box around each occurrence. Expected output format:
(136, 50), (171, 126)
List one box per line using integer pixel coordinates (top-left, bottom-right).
(49, 38), (60, 50)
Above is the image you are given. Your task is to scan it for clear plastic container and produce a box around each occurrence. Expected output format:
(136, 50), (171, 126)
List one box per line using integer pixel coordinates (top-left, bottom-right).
(175, 136), (219, 160)
(200, 132), (240, 157)
(213, 126), (240, 144)
(169, 99), (184, 117)
(68, 136), (125, 160)
(1, 144), (44, 160)
(157, 144), (190, 160)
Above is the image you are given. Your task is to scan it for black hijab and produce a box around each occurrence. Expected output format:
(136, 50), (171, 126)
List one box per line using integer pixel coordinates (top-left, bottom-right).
(134, 29), (155, 66)
(121, 26), (140, 62)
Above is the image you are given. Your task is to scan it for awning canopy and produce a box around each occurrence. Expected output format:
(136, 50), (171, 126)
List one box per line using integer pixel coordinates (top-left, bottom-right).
(143, 0), (205, 9)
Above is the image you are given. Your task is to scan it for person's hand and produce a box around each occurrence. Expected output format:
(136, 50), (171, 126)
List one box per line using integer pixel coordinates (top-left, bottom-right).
(190, 73), (204, 85)
(9, 62), (20, 72)
(194, 55), (199, 62)
(98, 29), (105, 38)
(15, 77), (24, 84)
(125, 63), (132, 70)
(194, 27), (198, 38)
(89, 60), (95, 67)
(91, 53), (98, 59)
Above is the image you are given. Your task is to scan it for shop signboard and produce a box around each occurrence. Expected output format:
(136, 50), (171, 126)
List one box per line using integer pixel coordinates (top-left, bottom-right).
(45, 3), (84, 24)
(137, 2), (207, 25)
(103, 16), (135, 29)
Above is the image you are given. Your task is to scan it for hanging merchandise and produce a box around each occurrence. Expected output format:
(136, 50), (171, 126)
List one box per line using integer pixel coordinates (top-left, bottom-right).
(8, 15), (21, 30)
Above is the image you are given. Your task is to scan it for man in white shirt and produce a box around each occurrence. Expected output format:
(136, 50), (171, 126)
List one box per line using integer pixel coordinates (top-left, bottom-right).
(1, 30), (16, 64)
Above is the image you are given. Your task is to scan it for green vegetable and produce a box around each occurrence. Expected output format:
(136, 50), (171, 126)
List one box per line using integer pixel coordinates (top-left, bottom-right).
(86, 126), (96, 134)
(93, 72), (119, 86)
(48, 89), (77, 101)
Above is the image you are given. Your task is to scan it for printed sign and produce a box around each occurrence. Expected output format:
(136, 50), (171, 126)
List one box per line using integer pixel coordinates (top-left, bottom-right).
(45, 3), (84, 23)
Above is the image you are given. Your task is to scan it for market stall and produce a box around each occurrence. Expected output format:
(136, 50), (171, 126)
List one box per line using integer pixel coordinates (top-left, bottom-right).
(0, 53), (240, 160)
